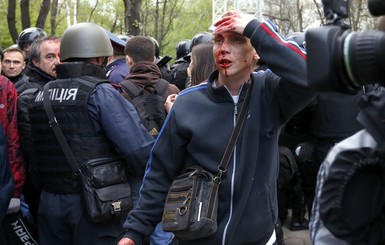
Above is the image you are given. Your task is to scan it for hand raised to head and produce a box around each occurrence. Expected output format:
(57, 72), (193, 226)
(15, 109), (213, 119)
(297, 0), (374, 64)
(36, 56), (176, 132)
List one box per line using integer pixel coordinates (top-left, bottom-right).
(213, 11), (255, 35)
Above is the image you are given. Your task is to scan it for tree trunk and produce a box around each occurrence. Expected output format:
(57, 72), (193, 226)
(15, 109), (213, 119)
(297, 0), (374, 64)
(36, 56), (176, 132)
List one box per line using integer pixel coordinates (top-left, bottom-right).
(36, 0), (51, 28)
(51, 0), (59, 35)
(7, 0), (18, 42)
(154, 0), (159, 39)
(130, 0), (142, 36)
(122, 0), (130, 34)
(20, 0), (31, 29)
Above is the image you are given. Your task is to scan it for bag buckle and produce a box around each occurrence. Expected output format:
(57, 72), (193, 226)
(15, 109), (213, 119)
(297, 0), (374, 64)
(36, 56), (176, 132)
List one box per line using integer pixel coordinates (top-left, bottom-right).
(178, 190), (192, 216)
(111, 201), (122, 213)
(49, 117), (58, 127)
(214, 169), (225, 184)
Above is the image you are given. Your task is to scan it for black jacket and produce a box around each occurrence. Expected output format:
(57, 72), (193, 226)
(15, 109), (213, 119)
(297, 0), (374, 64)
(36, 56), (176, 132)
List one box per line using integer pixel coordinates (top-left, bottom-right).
(17, 66), (55, 183)
(18, 66), (54, 94)
(123, 19), (314, 244)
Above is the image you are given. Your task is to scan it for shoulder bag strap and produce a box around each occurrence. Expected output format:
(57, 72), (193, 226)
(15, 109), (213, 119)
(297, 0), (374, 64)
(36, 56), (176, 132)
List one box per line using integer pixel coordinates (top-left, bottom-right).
(215, 81), (253, 183)
(120, 80), (142, 99)
(43, 83), (80, 174)
(154, 79), (169, 96)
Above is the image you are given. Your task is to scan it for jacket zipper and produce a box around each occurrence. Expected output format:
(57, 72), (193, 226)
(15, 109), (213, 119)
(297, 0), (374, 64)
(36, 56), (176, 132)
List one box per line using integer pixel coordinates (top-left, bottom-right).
(221, 102), (238, 245)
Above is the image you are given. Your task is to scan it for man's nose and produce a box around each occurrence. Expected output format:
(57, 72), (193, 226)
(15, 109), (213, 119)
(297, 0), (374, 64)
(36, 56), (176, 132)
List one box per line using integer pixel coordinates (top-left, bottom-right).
(221, 40), (232, 53)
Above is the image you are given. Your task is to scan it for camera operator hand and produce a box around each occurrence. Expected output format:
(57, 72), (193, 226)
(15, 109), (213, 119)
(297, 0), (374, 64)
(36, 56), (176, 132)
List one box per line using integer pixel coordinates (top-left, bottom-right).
(117, 237), (135, 245)
(213, 11), (255, 36)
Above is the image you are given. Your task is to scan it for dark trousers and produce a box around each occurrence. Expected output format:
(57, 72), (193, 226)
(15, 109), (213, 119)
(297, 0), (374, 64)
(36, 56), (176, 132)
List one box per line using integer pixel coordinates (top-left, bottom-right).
(38, 191), (124, 245)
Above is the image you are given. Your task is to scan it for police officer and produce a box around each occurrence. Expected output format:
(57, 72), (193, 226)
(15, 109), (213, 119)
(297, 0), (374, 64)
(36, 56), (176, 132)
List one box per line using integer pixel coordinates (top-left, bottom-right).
(17, 27), (47, 76)
(173, 39), (191, 65)
(105, 30), (130, 84)
(17, 27), (47, 60)
(150, 37), (173, 83)
(27, 22), (154, 245)
(170, 32), (212, 91)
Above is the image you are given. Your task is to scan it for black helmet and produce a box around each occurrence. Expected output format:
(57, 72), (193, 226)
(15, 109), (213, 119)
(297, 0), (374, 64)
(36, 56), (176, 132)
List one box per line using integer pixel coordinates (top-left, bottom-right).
(60, 22), (113, 62)
(150, 37), (160, 58)
(17, 27), (47, 51)
(287, 32), (306, 49)
(175, 39), (191, 60)
(190, 32), (212, 52)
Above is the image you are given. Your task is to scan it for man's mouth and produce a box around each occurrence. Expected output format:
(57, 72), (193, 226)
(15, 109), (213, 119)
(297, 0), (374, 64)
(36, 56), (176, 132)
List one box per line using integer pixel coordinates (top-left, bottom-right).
(219, 59), (232, 68)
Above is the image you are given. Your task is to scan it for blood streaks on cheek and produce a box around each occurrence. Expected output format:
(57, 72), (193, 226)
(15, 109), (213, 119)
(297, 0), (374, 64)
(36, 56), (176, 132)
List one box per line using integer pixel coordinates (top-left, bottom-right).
(214, 51), (221, 60)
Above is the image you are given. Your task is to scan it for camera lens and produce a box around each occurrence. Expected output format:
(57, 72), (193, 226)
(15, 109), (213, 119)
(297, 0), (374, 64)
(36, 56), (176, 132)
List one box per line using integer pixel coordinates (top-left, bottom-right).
(343, 30), (385, 87)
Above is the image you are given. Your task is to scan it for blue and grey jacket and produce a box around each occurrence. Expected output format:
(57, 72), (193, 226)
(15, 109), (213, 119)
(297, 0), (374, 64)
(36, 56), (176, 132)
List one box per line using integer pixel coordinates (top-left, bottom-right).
(123, 19), (314, 245)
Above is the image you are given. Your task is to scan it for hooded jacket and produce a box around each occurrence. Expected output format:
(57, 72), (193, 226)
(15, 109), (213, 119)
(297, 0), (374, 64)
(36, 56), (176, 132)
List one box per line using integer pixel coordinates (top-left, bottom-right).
(122, 61), (179, 97)
(123, 19), (314, 245)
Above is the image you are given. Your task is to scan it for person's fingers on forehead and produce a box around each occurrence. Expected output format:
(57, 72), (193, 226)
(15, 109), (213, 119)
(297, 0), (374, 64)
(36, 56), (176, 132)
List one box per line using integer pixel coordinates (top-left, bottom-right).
(213, 21), (235, 35)
(214, 11), (238, 27)
(213, 16), (229, 27)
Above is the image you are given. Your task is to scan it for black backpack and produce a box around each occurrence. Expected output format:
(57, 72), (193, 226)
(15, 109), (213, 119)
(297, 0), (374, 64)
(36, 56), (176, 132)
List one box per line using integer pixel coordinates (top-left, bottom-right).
(120, 79), (169, 138)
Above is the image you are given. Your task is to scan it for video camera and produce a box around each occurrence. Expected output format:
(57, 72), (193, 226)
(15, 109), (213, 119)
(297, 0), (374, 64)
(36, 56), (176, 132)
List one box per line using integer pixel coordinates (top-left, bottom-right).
(306, 0), (385, 93)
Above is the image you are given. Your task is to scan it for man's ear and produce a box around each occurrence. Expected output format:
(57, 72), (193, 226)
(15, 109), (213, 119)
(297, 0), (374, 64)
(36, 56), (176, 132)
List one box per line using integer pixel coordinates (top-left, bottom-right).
(31, 59), (38, 67)
(95, 57), (108, 66)
(254, 53), (260, 62)
(126, 55), (134, 66)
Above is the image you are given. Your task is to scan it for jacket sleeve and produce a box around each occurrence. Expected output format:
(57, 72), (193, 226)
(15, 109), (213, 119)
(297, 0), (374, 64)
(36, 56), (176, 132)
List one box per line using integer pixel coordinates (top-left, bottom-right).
(122, 107), (186, 244)
(88, 83), (154, 177)
(245, 19), (315, 123)
(6, 82), (26, 197)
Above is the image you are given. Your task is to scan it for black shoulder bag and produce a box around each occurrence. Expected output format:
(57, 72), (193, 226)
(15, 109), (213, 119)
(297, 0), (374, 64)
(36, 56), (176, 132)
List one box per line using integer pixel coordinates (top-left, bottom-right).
(42, 83), (133, 223)
(162, 82), (253, 240)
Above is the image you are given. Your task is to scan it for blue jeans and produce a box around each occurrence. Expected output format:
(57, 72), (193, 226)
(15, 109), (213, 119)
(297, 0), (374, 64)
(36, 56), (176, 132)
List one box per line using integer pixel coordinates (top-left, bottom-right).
(129, 178), (174, 245)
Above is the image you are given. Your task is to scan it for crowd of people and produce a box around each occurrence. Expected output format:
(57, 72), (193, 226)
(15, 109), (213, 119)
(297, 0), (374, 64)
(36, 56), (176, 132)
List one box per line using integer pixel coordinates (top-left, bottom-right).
(0, 10), (382, 245)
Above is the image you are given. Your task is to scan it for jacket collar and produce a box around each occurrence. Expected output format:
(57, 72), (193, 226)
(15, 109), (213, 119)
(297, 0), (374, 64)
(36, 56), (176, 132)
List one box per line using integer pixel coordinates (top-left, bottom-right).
(207, 69), (252, 103)
(29, 65), (55, 82)
(56, 62), (108, 79)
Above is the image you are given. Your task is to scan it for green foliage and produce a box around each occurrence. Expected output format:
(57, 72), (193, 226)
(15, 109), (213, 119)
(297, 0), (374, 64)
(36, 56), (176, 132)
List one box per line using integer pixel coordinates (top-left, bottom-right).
(0, 0), (211, 62)
(162, 0), (212, 62)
